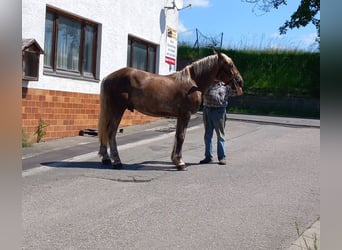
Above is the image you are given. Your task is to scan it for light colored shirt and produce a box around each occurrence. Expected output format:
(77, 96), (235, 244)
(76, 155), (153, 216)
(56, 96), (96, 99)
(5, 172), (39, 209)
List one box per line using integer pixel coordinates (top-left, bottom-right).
(203, 82), (234, 108)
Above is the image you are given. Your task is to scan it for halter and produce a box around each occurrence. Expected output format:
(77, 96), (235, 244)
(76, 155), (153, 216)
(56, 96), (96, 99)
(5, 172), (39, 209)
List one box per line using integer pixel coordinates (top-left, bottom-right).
(227, 77), (236, 85)
(220, 67), (239, 90)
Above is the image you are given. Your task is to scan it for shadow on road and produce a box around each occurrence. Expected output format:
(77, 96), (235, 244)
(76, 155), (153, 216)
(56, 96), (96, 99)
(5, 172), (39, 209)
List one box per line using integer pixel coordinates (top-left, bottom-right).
(41, 160), (200, 171)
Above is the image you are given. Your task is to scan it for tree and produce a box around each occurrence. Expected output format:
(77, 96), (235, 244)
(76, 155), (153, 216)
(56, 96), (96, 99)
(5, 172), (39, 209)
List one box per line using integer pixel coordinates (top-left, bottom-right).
(243, 0), (320, 46)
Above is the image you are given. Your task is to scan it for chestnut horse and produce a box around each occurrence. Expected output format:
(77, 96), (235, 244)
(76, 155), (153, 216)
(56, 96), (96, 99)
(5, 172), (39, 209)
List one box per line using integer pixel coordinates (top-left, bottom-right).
(98, 51), (244, 170)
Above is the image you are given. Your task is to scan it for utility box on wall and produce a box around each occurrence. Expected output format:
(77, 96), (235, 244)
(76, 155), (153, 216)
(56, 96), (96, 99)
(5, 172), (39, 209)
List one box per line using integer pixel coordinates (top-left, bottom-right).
(22, 39), (44, 81)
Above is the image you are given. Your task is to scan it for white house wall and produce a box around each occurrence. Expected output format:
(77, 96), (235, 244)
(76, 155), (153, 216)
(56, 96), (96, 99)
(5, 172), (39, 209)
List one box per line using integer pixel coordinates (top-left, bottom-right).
(22, 0), (179, 94)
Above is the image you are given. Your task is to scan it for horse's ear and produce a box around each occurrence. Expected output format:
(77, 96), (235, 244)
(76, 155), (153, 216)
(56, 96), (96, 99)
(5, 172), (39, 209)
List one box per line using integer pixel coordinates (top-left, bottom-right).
(213, 49), (224, 61)
(213, 49), (222, 55)
(214, 50), (223, 60)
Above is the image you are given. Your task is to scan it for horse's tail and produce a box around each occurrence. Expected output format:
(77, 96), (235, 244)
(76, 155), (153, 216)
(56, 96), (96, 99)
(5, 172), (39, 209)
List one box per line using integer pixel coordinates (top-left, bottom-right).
(98, 78), (110, 147)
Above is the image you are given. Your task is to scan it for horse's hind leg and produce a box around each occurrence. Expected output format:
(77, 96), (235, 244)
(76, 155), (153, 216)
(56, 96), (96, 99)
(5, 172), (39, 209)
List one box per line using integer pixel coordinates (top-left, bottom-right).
(108, 109), (125, 169)
(171, 112), (191, 170)
(99, 144), (111, 165)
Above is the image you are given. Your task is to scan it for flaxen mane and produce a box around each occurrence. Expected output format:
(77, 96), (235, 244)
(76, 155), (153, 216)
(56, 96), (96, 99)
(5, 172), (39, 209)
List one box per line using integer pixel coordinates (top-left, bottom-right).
(172, 54), (219, 84)
(172, 66), (191, 84)
(191, 54), (218, 77)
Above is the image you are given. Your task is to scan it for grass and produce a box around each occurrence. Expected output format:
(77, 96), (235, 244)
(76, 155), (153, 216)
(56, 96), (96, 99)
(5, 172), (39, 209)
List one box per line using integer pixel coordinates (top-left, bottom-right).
(22, 129), (32, 148)
(295, 221), (319, 250)
(22, 119), (49, 147)
(35, 118), (48, 143)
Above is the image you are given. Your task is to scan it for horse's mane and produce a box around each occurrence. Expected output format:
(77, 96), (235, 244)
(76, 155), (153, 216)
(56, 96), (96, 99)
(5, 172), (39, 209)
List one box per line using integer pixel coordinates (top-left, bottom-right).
(191, 54), (218, 76)
(172, 54), (218, 84)
(172, 65), (191, 83)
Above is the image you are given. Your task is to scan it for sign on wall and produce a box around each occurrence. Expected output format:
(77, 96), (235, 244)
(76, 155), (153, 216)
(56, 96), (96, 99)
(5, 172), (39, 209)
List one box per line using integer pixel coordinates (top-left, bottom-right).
(165, 26), (177, 65)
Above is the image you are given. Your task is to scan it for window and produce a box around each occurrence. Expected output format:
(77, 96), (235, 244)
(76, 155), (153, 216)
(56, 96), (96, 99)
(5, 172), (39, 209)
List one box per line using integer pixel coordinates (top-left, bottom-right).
(44, 7), (98, 79)
(127, 36), (157, 73)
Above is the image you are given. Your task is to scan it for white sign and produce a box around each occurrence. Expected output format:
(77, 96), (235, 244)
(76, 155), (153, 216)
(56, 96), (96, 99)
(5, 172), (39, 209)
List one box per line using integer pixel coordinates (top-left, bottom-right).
(165, 26), (177, 65)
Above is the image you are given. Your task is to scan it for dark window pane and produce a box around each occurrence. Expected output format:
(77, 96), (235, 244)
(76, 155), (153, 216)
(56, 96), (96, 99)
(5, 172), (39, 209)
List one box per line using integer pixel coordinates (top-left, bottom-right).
(132, 42), (147, 71)
(44, 12), (54, 67)
(148, 47), (156, 73)
(83, 25), (94, 74)
(127, 39), (131, 67)
(56, 17), (81, 71)
(23, 52), (39, 79)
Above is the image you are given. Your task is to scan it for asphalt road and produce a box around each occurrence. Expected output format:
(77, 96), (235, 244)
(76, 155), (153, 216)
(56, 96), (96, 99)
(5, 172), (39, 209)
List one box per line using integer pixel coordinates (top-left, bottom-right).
(22, 114), (320, 249)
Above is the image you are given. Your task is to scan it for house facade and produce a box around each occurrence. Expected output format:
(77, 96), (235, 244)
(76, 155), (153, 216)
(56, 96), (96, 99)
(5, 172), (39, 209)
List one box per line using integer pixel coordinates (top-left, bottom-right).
(22, 0), (180, 142)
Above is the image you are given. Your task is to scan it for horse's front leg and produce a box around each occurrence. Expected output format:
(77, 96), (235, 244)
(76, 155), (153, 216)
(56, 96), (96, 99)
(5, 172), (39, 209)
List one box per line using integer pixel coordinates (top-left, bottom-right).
(171, 113), (191, 171)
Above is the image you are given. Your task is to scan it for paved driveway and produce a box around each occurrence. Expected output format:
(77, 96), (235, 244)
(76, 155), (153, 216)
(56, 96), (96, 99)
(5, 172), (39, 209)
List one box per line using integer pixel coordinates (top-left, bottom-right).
(22, 114), (320, 249)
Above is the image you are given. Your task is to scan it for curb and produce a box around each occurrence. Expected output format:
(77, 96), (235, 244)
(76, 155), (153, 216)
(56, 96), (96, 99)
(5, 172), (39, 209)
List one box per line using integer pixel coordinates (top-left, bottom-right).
(22, 114), (320, 160)
(226, 113), (320, 128)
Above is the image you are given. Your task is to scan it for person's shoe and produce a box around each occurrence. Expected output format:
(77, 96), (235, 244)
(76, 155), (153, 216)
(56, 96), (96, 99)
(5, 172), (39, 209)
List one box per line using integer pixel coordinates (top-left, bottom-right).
(199, 158), (213, 164)
(218, 159), (226, 165)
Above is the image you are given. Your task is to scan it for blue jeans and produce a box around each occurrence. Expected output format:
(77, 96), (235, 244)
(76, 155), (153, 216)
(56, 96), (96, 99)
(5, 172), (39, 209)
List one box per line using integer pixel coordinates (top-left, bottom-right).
(202, 106), (227, 160)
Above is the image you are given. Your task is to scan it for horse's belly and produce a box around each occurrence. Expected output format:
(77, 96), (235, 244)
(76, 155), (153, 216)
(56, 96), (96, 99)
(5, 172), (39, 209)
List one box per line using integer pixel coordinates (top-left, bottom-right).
(134, 102), (177, 117)
(130, 88), (201, 117)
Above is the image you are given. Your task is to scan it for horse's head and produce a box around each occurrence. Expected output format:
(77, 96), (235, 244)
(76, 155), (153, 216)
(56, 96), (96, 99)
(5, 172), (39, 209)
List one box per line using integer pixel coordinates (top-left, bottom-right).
(215, 51), (244, 95)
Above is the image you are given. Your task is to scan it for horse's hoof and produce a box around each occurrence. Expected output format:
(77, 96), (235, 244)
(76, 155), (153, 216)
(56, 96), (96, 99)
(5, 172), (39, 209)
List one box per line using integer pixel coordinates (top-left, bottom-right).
(176, 164), (187, 171)
(102, 159), (112, 165)
(113, 163), (123, 169)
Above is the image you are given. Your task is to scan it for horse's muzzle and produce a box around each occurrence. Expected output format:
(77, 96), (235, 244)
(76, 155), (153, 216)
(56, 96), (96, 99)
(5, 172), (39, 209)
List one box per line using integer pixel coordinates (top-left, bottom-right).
(228, 76), (243, 95)
(236, 78), (243, 95)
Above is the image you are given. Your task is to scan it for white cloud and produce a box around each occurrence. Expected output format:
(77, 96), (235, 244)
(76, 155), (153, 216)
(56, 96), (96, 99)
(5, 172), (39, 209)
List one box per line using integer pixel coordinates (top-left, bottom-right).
(268, 31), (318, 50)
(184, 0), (210, 8)
(301, 33), (317, 45)
(269, 32), (285, 39)
(178, 20), (187, 33)
(178, 20), (193, 37)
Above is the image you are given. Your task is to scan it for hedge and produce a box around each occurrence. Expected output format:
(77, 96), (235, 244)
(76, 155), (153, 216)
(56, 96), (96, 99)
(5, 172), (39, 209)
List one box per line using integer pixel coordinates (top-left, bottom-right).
(177, 46), (320, 99)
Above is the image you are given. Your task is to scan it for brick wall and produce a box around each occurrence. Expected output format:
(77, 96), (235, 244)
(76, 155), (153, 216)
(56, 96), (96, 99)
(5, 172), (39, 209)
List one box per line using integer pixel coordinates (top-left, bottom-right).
(22, 87), (159, 142)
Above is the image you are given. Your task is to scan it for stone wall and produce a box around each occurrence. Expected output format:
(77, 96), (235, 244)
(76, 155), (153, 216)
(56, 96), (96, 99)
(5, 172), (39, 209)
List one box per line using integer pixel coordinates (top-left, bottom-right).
(228, 95), (320, 118)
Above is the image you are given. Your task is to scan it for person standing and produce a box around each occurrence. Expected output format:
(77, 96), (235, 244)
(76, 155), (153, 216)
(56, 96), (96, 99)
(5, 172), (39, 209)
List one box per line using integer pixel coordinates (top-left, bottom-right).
(199, 80), (243, 165)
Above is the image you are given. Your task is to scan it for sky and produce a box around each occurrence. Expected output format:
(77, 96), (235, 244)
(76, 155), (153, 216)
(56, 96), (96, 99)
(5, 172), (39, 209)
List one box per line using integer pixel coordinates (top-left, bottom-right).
(177, 0), (319, 51)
